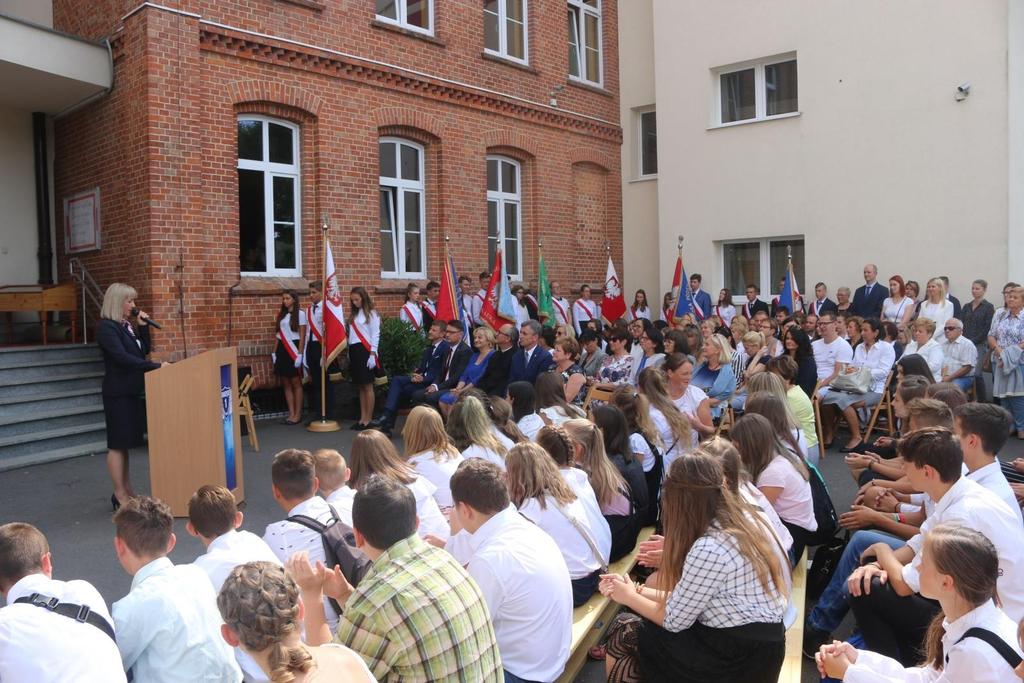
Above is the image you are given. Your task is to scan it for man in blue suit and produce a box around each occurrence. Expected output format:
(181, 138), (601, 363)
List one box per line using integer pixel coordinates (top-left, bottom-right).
(850, 263), (887, 318)
(370, 319), (449, 435)
(508, 320), (554, 385)
(689, 274), (713, 320)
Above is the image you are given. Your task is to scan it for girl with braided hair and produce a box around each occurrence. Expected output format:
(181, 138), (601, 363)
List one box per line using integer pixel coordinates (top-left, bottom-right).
(217, 561), (374, 682)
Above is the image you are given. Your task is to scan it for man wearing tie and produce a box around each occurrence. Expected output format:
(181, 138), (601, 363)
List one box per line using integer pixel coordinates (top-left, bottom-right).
(806, 282), (838, 317)
(850, 263), (887, 318)
(741, 284), (770, 319)
(304, 282), (333, 424)
(419, 320), (473, 407)
(369, 320), (449, 436)
(508, 320), (555, 384)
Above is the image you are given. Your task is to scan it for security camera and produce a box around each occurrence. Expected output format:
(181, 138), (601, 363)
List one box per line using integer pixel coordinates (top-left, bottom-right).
(954, 83), (971, 101)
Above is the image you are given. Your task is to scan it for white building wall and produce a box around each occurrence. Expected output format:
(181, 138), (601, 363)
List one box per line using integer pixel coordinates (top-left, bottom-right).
(0, 0), (53, 27)
(0, 106), (42, 287)
(652, 0), (1011, 304)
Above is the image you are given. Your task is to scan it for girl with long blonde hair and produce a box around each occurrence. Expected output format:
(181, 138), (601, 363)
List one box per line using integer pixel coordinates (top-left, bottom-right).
(446, 395), (507, 470)
(611, 386), (662, 526)
(401, 405), (463, 510)
(637, 367), (691, 471)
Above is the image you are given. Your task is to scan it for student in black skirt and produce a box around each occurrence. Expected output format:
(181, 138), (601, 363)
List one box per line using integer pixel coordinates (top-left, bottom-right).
(347, 286), (381, 429)
(96, 283), (166, 510)
(600, 452), (789, 683)
(274, 291), (306, 425)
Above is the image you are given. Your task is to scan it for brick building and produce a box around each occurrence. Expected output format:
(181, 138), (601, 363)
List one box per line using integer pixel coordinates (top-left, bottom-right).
(49, 0), (622, 386)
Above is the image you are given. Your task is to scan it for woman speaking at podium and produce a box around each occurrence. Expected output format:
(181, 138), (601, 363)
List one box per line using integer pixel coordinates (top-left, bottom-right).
(97, 283), (167, 510)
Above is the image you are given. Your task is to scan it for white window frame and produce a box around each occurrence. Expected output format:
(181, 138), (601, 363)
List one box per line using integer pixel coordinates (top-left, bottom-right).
(379, 137), (427, 279)
(568, 0), (602, 86)
(237, 116), (302, 277)
(717, 235), (804, 304)
(484, 0), (529, 64)
(635, 106), (657, 180)
(487, 156), (523, 281)
(376, 0), (434, 35)
(711, 53), (799, 128)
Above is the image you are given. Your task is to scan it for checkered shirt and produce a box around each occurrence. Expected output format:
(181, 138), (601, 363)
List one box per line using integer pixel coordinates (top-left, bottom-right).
(663, 527), (786, 632)
(335, 534), (503, 682)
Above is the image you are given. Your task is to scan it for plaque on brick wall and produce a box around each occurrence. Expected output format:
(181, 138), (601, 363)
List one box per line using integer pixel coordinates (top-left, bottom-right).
(64, 187), (101, 253)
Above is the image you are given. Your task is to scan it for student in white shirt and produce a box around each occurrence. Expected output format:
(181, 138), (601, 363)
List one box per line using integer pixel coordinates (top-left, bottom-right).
(507, 380), (545, 440)
(572, 284), (600, 335)
(847, 428), (1024, 664)
(954, 403), (1023, 523)
(811, 312), (854, 396)
(535, 371), (586, 426)
(445, 395), (507, 470)
(401, 405), (464, 509)
(459, 275), (480, 326)
(637, 366), (692, 471)
(347, 286), (381, 429)
(112, 496), (242, 683)
(550, 280), (573, 329)
(902, 317), (945, 382)
(448, 459), (573, 683)
(218, 562), (375, 683)
(398, 282), (425, 333)
(0, 523), (126, 683)
(313, 448), (356, 524)
(818, 523), (1023, 682)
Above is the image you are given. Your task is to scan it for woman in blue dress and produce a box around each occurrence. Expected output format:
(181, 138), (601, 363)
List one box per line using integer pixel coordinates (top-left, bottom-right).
(439, 326), (495, 417)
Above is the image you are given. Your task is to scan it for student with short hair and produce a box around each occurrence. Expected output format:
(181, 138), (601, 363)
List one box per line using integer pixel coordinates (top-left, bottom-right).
(112, 496), (241, 682)
(0, 523), (126, 683)
(401, 405), (464, 510)
(313, 448), (356, 523)
(955, 403), (1022, 521)
(291, 476), (503, 682)
(449, 459), (573, 683)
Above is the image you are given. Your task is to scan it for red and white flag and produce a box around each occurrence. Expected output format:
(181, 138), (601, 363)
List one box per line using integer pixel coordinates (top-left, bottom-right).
(323, 240), (347, 364)
(601, 256), (627, 323)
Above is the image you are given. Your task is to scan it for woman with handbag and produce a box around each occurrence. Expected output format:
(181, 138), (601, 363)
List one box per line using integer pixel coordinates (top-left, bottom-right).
(820, 318), (896, 452)
(347, 286), (380, 430)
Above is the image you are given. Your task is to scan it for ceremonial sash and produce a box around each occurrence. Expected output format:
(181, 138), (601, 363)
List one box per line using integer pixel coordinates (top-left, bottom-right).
(576, 300), (596, 321)
(552, 298), (569, 324)
(715, 305), (724, 319)
(423, 300), (437, 316)
(306, 304), (323, 343)
(743, 303), (751, 318)
(278, 319), (301, 361)
(630, 305), (637, 320)
(351, 316), (380, 365)
(526, 293), (538, 308)
(401, 303), (422, 331)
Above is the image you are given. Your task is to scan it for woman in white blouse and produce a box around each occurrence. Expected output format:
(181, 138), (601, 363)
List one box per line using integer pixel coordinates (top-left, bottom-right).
(916, 277), (956, 340)
(402, 405), (464, 510)
(638, 367), (692, 472)
(881, 275), (915, 332)
(816, 523), (1023, 682)
(347, 286), (381, 430)
(902, 318), (944, 382)
(664, 354), (714, 447)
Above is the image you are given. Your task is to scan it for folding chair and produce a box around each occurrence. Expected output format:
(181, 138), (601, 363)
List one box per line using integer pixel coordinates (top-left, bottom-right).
(714, 393), (736, 436)
(864, 370), (896, 442)
(583, 383), (616, 413)
(238, 374), (259, 452)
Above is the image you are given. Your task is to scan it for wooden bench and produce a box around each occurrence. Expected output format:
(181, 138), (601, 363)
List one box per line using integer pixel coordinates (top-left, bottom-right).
(555, 526), (654, 683)
(0, 282), (78, 344)
(778, 550), (809, 683)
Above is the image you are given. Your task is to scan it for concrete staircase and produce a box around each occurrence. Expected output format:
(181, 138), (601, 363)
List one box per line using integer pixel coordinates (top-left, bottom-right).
(0, 344), (106, 471)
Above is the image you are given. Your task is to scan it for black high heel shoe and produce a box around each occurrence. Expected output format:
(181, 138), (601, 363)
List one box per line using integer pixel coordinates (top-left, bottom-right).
(111, 494), (121, 512)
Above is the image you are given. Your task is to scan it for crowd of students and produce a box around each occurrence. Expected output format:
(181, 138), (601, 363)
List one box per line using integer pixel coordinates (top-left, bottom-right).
(4, 263), (1024, 682)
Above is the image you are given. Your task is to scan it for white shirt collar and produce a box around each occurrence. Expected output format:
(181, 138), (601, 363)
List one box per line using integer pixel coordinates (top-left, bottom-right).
(931, 476), (975, 517)
(468, 505), (520, 552)
(206, 529), (240, 553)
(6, 572), (54, 604)
(131, 556), (173, 590)
(943, 601), (1001, 645)
(287, 496), (328, 518)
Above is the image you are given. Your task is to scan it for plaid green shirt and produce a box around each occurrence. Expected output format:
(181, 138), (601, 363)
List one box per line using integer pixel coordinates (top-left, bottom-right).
(335, 534), (503, 682)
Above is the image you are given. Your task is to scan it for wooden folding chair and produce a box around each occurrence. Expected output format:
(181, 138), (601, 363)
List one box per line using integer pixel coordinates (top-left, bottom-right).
(811, 379), (827, 459)
(238, 374), (259, 452)
(583, 383), (616, 413)
(864, 370), (896, 442)
(715, 393), (736, 436)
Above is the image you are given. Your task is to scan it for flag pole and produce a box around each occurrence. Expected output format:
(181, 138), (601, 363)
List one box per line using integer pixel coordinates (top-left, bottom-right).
(670, 235), (684, 319)
(308, 214), (340, 432)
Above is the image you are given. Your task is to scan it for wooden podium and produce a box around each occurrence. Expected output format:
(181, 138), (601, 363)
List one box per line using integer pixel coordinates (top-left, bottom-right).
(145, 348), (245, 516)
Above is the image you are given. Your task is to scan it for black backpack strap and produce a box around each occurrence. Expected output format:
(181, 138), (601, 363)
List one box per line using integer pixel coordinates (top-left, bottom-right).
(14, 593), (117, 643)
(951, 627), (1023, 669)
(287, 513), (328, 533)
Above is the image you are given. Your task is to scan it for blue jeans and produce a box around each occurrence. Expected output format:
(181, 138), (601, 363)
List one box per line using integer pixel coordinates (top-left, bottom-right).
(504, 671), (539, 683)
(1003, 395), (1024, 432)
(807, 530), (905, 634)
(951, 377), (973, 392)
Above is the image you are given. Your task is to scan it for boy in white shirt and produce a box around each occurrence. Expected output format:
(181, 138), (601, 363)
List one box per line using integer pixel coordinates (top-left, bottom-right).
(313, 448), (355, 526)
(112, 496), (241, 683)
(811, 312), (853, 395)
(0, 523), (126, 683)
(954, 403), (1023, 522)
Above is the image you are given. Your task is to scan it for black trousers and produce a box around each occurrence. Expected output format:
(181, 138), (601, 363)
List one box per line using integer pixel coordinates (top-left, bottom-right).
(639, 620), (784, 683)
(849, 575), (940, 665)
(305, 341), (334, 417)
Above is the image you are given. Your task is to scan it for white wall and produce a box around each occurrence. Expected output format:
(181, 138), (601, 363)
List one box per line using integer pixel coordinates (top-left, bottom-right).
(0, 106), (40, 286)
(653, 0), (1010, 303)
(0, 0), (52, 27)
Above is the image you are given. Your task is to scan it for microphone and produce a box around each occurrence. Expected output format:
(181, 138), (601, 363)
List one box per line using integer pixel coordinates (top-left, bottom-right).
(130, 307), (163, 329)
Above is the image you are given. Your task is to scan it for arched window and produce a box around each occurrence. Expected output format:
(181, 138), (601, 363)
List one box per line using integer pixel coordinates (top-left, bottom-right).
(379, 138), (427, 278)
(487, 156), (522, 280)
(237, 116), (301, 275)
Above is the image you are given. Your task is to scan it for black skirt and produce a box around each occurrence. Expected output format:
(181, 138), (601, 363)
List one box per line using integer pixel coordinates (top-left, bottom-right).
(103, 394), (146, 450)
(274, 339), (300, 377)
(638, 619), (784, 683)
(348, 342), (373, 385)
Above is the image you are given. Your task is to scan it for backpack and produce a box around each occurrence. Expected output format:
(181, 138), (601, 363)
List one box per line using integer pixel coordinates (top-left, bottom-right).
(805, 462), (839, 547)
(287, 504), (371, 615)
(806, 531), (849, 601)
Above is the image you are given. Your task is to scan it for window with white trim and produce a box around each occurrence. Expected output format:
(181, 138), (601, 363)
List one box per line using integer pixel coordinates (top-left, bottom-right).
(714, 55), (798, 126)
(568, 0), (601, 85)
(379, 138), (427, 278)
(720, 237), (804, 303)
(238, 117), (301, 276)
(485, 0), (527, 63)
(637, 108), (657, 177)
(376, 0), (432, 34)
(487, 156), (522, 281)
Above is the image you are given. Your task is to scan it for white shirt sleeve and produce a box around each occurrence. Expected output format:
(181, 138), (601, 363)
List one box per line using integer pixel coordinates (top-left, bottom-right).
(843, 649), (938, 683)
(466, 557), (506, 621)
(111, 594), (155, 673)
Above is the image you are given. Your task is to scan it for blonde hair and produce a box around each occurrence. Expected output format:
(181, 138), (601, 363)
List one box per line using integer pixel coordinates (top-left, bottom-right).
(446, 396), (506, 457)
(741, 331), (764, 349)
(745, 372), (789, 405)
(505, 442), (576, 510)
(611, 386), (661, 448)
(473, 326), (496, 347)
(217, 562), (313, 683)
(637, 368), (690, 450)
(562, 418), (628, 509)
(402, 406), (460, 462)
(927, 277), (947, 302)
(101, 283), (137, 321)
(312, 449), (347, 492)
(705, 333), (733, 365)
(730, 317), (749, 335)
(348, 430), (416, 488)
(912, 317), (936, 336)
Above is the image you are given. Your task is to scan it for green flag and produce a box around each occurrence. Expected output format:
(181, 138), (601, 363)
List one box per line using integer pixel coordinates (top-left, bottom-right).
(538, 254), (555, 327)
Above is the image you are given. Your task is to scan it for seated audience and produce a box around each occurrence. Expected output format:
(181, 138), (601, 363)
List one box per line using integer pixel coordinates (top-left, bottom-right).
(551, 337), (587, 406)
(535, 371), (586, 425)
(897, 352), (937, 385)
(485, 394), (528, 446)
(314, 448), (356, 523)
(446, 395), (507, 470)
(955, 402), (1022, 521)
(476, 323), (516, 397)
(612, 386), (664, 527)
(447, 459), (573, 683)
(418, 320), (473, 408)
(112, 496), (241, 682)
(508, 320), (554, 384)
(507, 380), (544, 440)
(692, 333), (737, 420)
(782, 326), (818, 398)
(370, 319), (448, 436)
(939, 317), (978, 391)
(665, 353), (715, 444)
(638, 366), (692, 471)
(902, 318), (944, 381)
(437, 326), (495, 415)
(596, 328), (635, 385)
(218, 562), (374, 683)
(663, 328), (690, 358)
(745, 388), (810, 464)
(0, 523), (126, 683)
(811, 312), (854, 400)
(766, 356), (820, 465)
(844, 315), (864, 349)
(601, 453), (788, 682)
(401, 405), (463, 510)
(635, 327), (667, 377)
(579, 330), (606, 377)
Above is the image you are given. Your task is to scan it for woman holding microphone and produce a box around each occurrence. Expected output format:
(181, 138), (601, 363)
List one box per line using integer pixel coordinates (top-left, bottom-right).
(97, 283), (167, 510)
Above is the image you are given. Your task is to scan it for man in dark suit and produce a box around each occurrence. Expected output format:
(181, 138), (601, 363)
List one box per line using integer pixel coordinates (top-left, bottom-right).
(740, 284), (770, 319)
(850, 263), (887, 318)
(806, 282), (838, 317)
(418, 320), (472, 407)
(477, 323), (517, 396)
(370, 320), (449, 435)
(508, 320), (555, 385)
(689, 274), (713, 320)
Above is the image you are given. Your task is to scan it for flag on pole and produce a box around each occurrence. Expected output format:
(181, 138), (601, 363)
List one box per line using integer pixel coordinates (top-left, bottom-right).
(497, 251), (517, 324)
(673, 265), (699, 321)
(323, 240), (347, 364)
(666, 246), (683, 323)
(537, 253), (556, 327)
(436, 251), (461, 325)
(601, 256), (627, 323)
(480, 250), (516, 330)
(779, 255), (802, 315)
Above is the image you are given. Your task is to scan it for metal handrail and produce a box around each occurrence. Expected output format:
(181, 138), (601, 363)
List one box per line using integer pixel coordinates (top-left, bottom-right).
(69, 257), (104, 343)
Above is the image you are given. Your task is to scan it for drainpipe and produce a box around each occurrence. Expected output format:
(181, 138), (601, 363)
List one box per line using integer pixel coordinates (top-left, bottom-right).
(33, 112), (54, 285)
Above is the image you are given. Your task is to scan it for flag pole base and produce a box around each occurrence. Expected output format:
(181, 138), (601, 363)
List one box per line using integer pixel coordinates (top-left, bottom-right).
(307, 419), (340, 433)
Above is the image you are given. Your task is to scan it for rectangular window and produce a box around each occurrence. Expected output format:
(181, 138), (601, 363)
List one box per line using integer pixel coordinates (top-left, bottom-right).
(377, 0), (432, 34)
(486, 156), (523, 281)
(237, 117), (301, 276)
(485, 0), (527, 63)
(714, 54), (798, 126)
(379, 138), (427, 278)
(638, 109), (657, 177)
(568, 0), (601, 85)
(720, 237), (804, 302)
